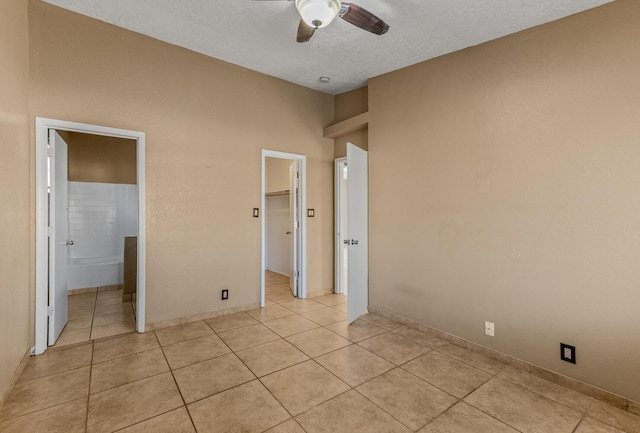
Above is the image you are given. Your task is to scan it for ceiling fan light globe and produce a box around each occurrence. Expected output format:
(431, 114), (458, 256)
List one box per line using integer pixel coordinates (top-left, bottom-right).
(295, 0), (340, 29)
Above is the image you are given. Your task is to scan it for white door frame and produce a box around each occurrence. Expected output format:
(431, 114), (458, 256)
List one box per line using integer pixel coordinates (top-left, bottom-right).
(334, 157), (347, 294)
(261, 150), (307, 307)
(35, 117), (146, 355)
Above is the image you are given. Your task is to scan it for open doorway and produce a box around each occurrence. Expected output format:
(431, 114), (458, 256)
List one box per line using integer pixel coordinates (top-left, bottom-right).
(35, 118), (146, 355)
(260, 150), (307, 307)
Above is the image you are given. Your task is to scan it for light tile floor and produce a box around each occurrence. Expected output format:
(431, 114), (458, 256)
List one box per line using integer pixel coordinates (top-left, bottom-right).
(56, 286), (137, 347)
(1, 272), (639, 432)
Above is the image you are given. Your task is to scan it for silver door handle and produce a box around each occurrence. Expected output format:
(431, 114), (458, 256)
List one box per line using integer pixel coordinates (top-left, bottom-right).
(343, 240), (349, 245)
(66, 240), (75, 246)
(351, 239), (358, 245)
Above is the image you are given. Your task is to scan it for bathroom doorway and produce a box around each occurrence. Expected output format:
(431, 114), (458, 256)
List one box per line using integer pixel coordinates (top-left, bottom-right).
(35, 118), (146, 355)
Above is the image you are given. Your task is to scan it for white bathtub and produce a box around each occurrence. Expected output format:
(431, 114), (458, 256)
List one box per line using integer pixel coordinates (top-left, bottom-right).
(68, 256), (123, 291)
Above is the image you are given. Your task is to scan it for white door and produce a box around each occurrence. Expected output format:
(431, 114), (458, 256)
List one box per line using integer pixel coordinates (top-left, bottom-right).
(48, 130), (70, 345)
(334, 159), (349, 295)
(347, 144), (368, 323)
(289, 161), (300, 296)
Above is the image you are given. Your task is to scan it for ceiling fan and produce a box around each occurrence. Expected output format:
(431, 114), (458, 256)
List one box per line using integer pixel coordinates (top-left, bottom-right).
(253, 0), (390, 43)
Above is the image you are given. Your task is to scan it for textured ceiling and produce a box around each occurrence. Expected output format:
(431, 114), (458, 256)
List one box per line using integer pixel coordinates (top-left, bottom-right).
(42, 0), (612, 95)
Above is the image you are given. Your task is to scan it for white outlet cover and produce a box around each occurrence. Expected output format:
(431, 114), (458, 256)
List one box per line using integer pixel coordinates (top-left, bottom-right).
(485, 321), (495, 337)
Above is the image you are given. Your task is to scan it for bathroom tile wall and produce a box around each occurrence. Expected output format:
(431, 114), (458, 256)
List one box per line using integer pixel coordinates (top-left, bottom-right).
(68, 182), (138, 259)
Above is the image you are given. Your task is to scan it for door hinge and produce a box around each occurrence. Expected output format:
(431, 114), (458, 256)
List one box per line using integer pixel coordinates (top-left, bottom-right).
(46, 146), (53, 157)
(47, 226), (54, 237)
(295, 270), (300, 278)
(47, 306), (54, 317)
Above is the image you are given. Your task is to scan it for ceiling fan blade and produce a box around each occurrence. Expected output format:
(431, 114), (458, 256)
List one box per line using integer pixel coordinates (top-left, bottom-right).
(338, 2), (389, 35)
(297, 19), (316, 43)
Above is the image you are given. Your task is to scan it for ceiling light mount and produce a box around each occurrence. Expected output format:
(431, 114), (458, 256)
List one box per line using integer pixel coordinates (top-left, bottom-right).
(295, 0), (341, 29)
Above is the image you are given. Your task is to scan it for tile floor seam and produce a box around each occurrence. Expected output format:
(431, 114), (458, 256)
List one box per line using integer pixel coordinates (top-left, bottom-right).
(84, 341), (94, 433)
(157, 341), (198, 433)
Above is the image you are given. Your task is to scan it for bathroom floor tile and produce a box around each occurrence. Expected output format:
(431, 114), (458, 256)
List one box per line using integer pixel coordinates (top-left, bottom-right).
(68, 307), (95, 320)
(403, 351), (492, 398)
(94, 302), (132, 316)
(261, 360), (350, 416)
(357, 332), (429, 365)
(95, 296), (126, 307)
(315, 344), (394, 386)
(173, 353), (255, 403)
(162, 334), (231, 370)
(65, 316), (94, 331)
(188, 380), (289, 433)
(464, 378), (583, 433)
(87, 372), (183, 433)
(92, 310), (135, 326)
(155, 320), (214, 346)
(90, 320), (136, 340)
(296, 390), (412, 433)
(55, 327), (91, 347)
(356, 368), (457, 430)
(418, 402), (519, 433)
(286, 328), (352, 358)
(235, 339), (309, 377)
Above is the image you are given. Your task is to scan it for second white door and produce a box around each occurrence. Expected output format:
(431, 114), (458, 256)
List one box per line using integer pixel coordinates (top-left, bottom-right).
(347, 144), (368, 323)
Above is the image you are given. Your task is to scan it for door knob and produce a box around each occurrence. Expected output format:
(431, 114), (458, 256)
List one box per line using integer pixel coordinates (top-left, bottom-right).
(343, 240), (349, 245)
(65, 240), (75, 246)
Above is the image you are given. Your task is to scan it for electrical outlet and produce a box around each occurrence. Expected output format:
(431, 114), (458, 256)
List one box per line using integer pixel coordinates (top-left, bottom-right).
(560, 343), (576, 364)
(485, 321), (495, 337)
(221, 289), (229, 300)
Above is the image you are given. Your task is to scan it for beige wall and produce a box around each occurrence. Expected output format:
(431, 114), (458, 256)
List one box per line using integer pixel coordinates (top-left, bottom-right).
(333, 88), (368, 158)
(66, 132), (137, 184)
(0, 0), (31, 400)
(368, 0), (640, 402)
(265, 157), (292, 193)
(29, 0), (334, 324)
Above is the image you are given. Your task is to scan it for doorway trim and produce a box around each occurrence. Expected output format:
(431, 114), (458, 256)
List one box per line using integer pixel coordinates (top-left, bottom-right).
(260, 150), (307, 307)
(35, 117), (146, 355)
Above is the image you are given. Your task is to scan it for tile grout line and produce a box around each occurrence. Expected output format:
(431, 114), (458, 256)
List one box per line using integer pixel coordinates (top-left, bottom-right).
(156, 330), (199, 433)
